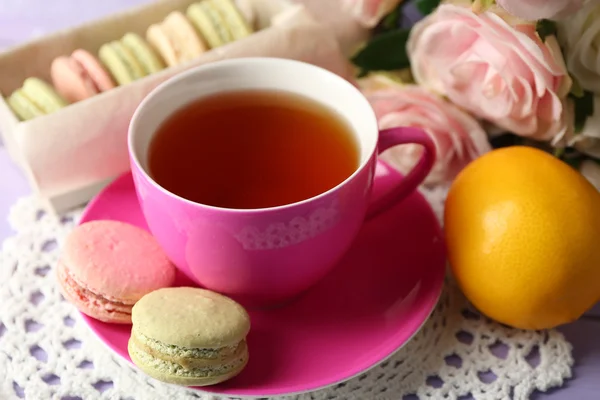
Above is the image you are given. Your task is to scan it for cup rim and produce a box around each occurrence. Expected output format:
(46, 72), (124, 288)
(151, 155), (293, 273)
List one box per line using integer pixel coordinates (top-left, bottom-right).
(128, 57), (378, 214)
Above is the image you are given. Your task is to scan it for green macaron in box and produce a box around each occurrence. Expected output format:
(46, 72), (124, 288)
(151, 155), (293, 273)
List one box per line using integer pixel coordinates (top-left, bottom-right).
(0, 0), (352, 214)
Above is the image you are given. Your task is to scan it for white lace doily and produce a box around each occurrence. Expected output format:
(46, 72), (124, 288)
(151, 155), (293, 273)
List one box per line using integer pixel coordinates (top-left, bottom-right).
(0, 188), (574, 400)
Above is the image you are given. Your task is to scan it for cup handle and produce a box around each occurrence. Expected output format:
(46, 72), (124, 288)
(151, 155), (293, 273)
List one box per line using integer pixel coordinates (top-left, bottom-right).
(367, 127), (436, 218)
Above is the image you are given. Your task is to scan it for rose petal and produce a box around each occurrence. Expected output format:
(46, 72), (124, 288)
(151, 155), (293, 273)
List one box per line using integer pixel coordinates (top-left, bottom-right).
(365, 85), (491, 185)
(496, 0), (583, 21)
(408, 3), (571, 141)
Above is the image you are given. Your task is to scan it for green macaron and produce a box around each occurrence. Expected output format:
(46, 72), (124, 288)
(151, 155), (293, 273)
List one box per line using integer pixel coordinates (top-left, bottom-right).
(128, 287), (250, 386)
(187, 1), (233, 48)
(121, 32), (165, 75)
(209, 0), (253, 40)
(7, 77), (68, 121)
(99, 39), (146, 85)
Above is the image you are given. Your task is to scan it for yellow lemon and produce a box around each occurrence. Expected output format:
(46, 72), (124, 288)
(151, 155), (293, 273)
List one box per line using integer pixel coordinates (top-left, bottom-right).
(444, 146), (600, 330)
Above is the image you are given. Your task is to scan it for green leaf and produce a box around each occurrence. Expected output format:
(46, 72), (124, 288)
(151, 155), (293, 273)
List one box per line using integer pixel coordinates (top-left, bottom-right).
(356, 68), (369, 78)
(489, 133), (525, 149)
(351, 29), (411, 72)
(571, 90), (595, 133)
(472, 0), (495, 12)
(557, 147), (585, 170)
(561, 154), (583, 170)
(381, 5), (400, 30)
(415, 0), (442, 15)
(553, 147), (565, 158)
(570, 74), (585, 98)
(536, 19), (558, 41)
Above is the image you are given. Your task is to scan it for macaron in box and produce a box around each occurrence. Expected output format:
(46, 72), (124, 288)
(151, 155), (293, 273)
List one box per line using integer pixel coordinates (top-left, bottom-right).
(0, 0), (329, 214)
(6, 77), (68, 121)
(6, 0), (256, 120)
(50, 49), (117, 103)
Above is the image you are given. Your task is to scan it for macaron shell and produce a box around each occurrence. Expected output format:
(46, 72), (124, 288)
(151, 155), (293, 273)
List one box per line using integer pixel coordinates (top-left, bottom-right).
(51, 55), (100, 103)
(187, 2), (231, 48)
(210, 0), (253, 40)
(59, 220), (177, 302)
(147, 11), (207, 68)
(112, 40), (147, 81)
(98, 42), (129, 85)
(99, 41), (145, 85)
(57, 260), (133, 324)
(128, 338), (249, 386)
(21, 77), (68, 114)
(146, 24), (178, 67)
(163, 11), (208, 64)
(6, 89), (44, 121)
(122, 32), (165, 74)
(71, 49), (115, 92)
(132, 287), (250, 348)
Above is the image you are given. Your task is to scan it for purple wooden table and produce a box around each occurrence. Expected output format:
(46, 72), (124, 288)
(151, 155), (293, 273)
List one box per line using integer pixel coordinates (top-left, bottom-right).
(1, 1), (599, 399)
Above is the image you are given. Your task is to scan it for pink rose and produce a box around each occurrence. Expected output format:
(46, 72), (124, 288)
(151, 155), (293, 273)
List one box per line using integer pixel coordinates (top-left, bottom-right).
(342, 0), (403, 27)
(496, 0), (583, 21)
(365, 84), (491, 185)
(407, 4), (572, 143)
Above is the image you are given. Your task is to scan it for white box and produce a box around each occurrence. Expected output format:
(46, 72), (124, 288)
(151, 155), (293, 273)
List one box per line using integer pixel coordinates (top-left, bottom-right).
(0, 0), (353, 213)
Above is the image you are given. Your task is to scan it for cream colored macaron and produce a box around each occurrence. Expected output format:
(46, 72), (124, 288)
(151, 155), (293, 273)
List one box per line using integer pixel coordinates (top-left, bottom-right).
(186, 0), (254, 49)
(146, 11), (207, 67)
(128, 287), (250, 386)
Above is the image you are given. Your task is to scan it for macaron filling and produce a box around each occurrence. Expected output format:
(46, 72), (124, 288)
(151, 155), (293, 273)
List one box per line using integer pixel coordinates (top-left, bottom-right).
(134, 330), (241, 360)
(58, 262), (133, 315)
(129, 338), (247, 378)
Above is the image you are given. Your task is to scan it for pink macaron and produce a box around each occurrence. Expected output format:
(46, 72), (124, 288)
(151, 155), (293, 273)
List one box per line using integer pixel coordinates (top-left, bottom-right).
(57, 220), (177, 324)
(50, 49), (115, 103)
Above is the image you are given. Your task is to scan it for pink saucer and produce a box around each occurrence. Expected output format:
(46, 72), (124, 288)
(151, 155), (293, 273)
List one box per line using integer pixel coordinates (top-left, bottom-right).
(78, 160), (446, 397)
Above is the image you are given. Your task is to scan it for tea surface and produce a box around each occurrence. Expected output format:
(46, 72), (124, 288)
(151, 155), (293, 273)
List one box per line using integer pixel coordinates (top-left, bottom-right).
(148, 90), (359, 209)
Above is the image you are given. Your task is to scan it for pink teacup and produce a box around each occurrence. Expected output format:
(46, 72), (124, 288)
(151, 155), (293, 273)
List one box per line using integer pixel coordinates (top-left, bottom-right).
(128, 57), (435, 307)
